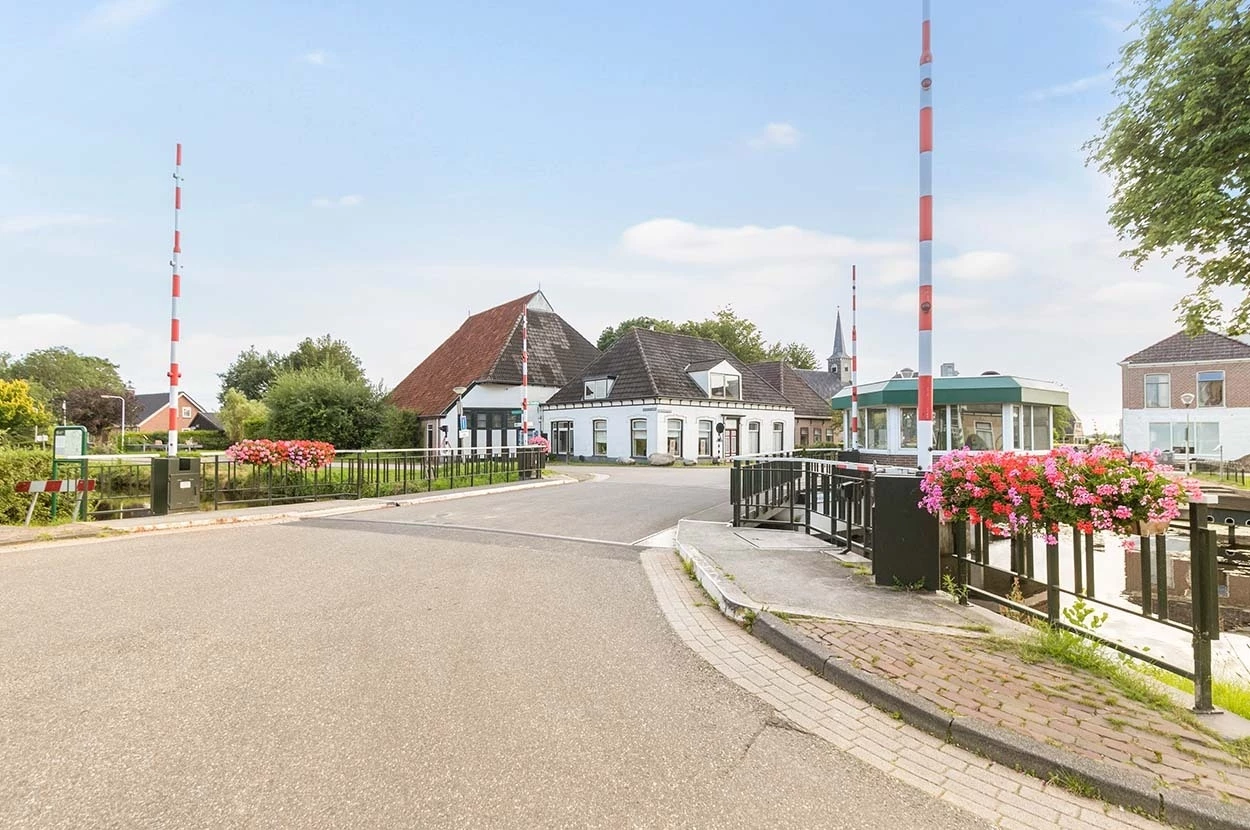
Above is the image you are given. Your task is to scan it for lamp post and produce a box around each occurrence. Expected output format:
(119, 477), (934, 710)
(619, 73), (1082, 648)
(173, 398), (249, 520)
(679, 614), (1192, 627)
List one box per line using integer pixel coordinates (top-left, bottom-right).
(452, 386), (467, 451)
(1181, 392), (1196, 474)
(101, 394), (126, 453)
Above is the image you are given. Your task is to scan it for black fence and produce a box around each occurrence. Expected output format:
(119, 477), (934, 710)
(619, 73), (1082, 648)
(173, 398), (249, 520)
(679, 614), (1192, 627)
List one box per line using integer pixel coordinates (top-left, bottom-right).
(949, 499), (1222, 712)
(730, 452), (916, 557)
(76, 447), (546, 519)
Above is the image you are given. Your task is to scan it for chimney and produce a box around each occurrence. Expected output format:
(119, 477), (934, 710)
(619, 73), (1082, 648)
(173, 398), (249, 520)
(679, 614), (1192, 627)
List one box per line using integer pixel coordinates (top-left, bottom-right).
(940, 362), (958, 377)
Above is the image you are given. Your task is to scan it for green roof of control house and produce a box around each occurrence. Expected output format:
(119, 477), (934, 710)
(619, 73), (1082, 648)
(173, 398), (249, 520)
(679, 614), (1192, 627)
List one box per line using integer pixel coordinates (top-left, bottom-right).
(830, 375), (1068, 410)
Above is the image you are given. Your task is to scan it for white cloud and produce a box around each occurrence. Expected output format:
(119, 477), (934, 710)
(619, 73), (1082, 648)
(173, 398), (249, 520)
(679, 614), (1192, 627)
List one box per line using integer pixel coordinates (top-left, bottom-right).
(78, 0), (170, 33)
(747, 122), (801, 150)
(1028, 71), (1112, 101)
(311, 195), (363, 208)
(0, 214), (107, 234)
(620, 218), (906, 265)
(302, 50), (330, 66)
(936, 250), (1017, 281)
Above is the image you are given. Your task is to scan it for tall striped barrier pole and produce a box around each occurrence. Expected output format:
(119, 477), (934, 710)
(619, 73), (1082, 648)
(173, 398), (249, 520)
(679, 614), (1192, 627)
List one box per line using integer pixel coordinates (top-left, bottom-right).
(168, 143), (183, 458)
(917, 1), (935, 469)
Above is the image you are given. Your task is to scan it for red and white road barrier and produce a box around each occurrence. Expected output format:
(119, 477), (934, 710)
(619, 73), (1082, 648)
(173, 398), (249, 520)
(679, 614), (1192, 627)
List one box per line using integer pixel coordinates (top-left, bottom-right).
(15, 480), (96, 526)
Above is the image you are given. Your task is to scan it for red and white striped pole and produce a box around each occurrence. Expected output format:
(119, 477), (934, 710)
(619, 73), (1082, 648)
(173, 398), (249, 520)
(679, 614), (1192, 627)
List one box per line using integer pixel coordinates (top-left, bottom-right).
(917, 1), (935, 468)
(167, 143), (183, 458)
(520, 307), (529, 441)
(850, 265), (859, 450)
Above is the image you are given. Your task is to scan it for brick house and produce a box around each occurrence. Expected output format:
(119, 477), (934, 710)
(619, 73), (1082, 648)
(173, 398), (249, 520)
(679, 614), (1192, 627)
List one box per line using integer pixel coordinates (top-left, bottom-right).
(1120, 331), (1250, 462)
(389, 291), (600, 450)
(133, 392), (222, 433)
(751, 360), (836, 446)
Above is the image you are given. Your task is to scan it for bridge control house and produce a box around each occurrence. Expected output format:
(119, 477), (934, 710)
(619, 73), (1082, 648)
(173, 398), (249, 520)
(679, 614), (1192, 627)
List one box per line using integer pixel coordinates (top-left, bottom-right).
(830, 370), (1069, 466)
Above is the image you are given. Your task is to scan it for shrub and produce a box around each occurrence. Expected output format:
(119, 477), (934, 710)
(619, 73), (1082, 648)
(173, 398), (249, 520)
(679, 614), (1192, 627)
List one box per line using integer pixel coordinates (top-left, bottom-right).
(264, 366), (384, 449)
(0, 449), (54, 525)
(376, 405), (424, 448)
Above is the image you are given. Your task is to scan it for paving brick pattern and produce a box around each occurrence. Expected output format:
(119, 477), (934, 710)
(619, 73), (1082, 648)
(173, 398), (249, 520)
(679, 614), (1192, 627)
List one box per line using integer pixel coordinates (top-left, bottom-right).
(790, 619), (1250, 807)
(641, 549), (1167, 829)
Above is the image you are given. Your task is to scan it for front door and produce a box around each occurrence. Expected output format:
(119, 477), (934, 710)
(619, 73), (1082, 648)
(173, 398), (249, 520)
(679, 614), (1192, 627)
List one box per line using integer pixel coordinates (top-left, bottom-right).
(723, 425), (739, 459)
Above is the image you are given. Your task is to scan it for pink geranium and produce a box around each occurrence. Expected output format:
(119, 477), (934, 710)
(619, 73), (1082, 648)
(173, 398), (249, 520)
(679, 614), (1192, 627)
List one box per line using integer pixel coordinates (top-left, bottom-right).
(226, 439), (336, 469)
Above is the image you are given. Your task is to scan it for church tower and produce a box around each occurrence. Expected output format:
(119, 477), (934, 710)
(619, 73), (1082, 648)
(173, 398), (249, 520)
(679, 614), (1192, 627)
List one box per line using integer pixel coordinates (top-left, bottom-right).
(828, 309), (853, 382)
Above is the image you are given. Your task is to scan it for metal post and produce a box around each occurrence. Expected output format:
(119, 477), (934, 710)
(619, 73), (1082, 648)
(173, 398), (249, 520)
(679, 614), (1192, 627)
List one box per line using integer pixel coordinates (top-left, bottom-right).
(167, 143), (184, 458)
(1084, 531), (1095, 596)
(1154, 533), (1168, 621)
(916, 0), (935, 469)
(1140, 534), (1154, 616)
(1046, 540), (1060, 625)
(953, 519), (968, 605)
(1189, 500), (1220, 713)
(1072, 528), (1084, 596)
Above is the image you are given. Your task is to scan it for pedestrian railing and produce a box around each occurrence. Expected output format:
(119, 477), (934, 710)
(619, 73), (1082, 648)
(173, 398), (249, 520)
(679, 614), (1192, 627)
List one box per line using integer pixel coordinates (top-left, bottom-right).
(74, 446), (546, 519)
(948, 496), (1222, 712)
(730, 453), (917, 557)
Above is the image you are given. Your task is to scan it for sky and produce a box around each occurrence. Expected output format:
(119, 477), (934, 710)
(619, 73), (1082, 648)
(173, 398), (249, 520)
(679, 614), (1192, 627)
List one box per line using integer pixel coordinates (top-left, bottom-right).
(0, 0), (1186, 432)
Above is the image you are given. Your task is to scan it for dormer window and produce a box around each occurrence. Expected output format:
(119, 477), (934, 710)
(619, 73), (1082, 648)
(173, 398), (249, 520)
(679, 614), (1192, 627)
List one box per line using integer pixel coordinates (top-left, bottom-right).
(584, 377), (615, 400)
(710, 372), (740, 399)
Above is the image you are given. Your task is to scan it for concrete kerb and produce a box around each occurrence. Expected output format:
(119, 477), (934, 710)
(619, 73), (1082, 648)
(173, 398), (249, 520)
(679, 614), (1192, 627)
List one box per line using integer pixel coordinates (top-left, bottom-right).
(2, 475), (577, 546)
(672, 526), (1250, 829)
(750, 613), (1250, 830)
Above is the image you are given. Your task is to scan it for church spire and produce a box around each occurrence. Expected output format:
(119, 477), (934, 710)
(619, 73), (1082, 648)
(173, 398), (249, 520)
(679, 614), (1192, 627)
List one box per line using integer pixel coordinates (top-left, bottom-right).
(830, 307), (847, 359)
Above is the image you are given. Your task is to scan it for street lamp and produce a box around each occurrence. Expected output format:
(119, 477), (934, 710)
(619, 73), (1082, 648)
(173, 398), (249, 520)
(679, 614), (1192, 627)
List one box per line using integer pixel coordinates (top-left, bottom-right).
(452, 386), (468, 451)
(1180, 392), (1196, 474)
(100, 394), (126, 453)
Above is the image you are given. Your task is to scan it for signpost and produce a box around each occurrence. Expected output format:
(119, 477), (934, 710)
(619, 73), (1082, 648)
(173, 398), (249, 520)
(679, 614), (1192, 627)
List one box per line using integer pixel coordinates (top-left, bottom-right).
(50, 425), (89, 521)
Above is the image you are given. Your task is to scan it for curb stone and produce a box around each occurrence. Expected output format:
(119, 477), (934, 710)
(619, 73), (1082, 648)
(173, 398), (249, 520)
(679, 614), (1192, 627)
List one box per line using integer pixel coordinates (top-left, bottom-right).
(674, 538), (1250, 830)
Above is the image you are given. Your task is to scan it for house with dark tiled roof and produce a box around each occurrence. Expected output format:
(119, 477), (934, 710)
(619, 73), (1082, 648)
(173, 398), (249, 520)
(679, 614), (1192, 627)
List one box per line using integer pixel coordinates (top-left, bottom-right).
(751, 360), (837, 447)
(133, 392), (222, 433)
(1120, 331), (1250, 461)
(541, 329), (796, 461)
(389, 291), (599, 449)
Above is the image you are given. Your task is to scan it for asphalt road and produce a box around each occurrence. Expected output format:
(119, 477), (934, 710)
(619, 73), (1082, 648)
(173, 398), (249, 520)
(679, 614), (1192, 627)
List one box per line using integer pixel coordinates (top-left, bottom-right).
(0, 466), (989, 829)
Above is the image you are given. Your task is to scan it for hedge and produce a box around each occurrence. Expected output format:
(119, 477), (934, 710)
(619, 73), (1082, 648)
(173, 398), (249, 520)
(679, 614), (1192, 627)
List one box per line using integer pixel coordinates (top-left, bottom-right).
(0, 450), (54, 525)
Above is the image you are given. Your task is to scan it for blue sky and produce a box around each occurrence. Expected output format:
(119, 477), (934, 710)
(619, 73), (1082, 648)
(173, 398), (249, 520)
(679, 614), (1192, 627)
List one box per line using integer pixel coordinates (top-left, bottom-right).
(1, 0), (1169, 430)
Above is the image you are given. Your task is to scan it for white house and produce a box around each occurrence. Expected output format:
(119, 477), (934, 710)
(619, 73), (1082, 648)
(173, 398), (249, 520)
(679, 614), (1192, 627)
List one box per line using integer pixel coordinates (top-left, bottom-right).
(539, 329), (796, 461)
(389, 291), (600, 449)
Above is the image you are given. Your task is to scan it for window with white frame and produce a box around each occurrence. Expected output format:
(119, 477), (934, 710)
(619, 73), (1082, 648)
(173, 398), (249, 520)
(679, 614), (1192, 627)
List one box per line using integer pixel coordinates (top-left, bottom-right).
(1013, 405), (1053, 451)
(865, 409), (888, 450)
(933, 405), (949, 451)
(666, 418), (683, 456)
(698, 420), (713, 456)
(592, 419), (607, 456)
(181, 407), (192, 419)
(583, 378), (615, 400)
(631, 419), (647, 457)
(747, 421), (761, 453)
(710, 372), (741, 399)
(551, 421), (573, 455)
(1149, 421), (1220, 455)
(1144, 373), (1170, 408)
(799, 427), (809, 445)
(773, 422), (785, 452)
(1198, 370), (1225, 407)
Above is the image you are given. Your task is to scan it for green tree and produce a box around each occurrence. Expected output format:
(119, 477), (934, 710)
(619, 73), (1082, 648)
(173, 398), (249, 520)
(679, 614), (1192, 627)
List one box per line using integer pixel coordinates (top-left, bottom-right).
(64, 387), (136, 440)
(0, 379), (53, 442)
(284, 334), (366, 382)
(678, 307), (770, 364)
(596, 317), (678, 351)
(3, 347), (125, 407)
(376, 405), (425, 448)
(217, 347), (282, 403)
(766, 342), (818, 370)
(264, 367), (384, 449)
(1052, 405), (1076, 444)
(1088, 0), (1250, 332)
(219, 388), (269, 442)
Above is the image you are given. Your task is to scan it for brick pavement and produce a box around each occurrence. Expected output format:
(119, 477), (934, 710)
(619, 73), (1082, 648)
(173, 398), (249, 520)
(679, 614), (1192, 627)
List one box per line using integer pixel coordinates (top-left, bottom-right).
(789, 618), (1250, 808)
(642, 549), (1168, 829)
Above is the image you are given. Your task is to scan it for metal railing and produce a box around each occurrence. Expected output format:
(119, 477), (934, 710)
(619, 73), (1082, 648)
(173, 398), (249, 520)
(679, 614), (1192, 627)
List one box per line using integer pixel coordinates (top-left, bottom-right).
(949, 497), (1222, 711)
(730, 453), (918, 557)
(74, 447), (545, 519)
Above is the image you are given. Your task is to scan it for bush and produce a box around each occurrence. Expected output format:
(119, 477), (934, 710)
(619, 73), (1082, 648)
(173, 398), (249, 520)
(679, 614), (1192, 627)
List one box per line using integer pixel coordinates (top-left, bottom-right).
(264, 366), (384, 449)
(376, 406), (424, 448)
(243, 416), (270, 439)
(0, 449), (54, 525)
